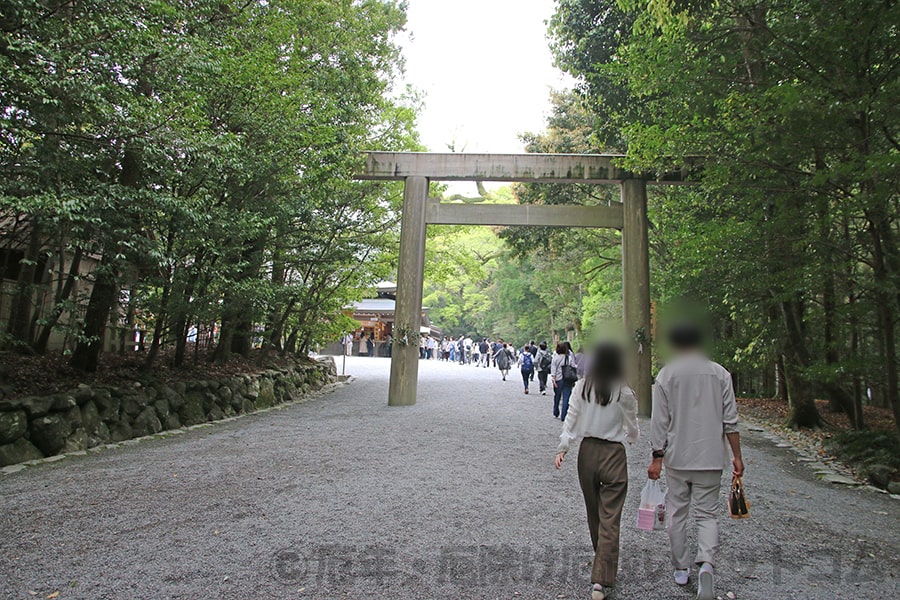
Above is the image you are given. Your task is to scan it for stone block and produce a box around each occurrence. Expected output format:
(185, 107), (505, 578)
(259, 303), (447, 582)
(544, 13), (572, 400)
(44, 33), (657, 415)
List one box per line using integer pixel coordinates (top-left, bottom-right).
(0, 438), (44, 466)
(153, 398), (171, 422)
(179, 391), (206, 426)
(74, 384), (95, 405)
(256, 379), (276, 408)
(163, 414), (182, 431)
(217, 385), (234, 406)
(120, 392), (145, 418)
(207, 405), (225, 422)
(29, 414), (71, 455)
(63, 429), (88, 453)
(20, 396), (56, 418)
(0, 410), (27, 445)
(109, 421), (133, 443)
(867, 464), (895, 490)
(94, 389), (120, 422)
(132, 406), (162, 437)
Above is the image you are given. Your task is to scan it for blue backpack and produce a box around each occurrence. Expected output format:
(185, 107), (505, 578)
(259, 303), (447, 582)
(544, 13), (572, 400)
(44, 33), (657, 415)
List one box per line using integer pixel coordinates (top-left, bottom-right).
(521, 352), (534, 371)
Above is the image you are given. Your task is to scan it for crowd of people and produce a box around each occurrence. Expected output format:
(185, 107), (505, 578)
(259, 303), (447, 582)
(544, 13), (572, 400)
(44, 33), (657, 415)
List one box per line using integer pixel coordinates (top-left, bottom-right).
(419, 335), (590, 422)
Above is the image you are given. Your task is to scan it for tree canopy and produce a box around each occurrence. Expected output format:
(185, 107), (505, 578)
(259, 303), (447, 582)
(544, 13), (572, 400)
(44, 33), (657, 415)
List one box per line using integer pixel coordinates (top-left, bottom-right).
(1, 0), (419, 369)
(546, 0), (900, 432)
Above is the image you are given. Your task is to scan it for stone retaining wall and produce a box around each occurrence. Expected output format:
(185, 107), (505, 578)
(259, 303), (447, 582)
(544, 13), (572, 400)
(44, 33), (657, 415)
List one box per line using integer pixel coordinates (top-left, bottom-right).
(0, 357), (337, 467)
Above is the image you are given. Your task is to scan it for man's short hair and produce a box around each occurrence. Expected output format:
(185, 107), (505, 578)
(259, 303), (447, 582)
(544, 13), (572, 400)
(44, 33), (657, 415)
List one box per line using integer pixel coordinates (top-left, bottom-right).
(669, 322), (703, 349)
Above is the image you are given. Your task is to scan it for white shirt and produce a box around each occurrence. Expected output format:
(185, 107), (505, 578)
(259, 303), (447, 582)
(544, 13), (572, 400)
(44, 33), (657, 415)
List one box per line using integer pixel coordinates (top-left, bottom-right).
(650, 352), (739, 470)
(558, 380), (639, 453)
(551, 351), (576, 382)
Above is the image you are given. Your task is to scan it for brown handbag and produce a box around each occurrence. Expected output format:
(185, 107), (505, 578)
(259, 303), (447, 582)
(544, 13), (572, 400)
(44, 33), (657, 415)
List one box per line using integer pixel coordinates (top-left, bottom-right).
(729, 475), (751, 519)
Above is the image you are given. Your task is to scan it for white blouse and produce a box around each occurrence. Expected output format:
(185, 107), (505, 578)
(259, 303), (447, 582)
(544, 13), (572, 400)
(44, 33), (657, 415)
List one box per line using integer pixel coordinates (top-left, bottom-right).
(557, 380), (640, 453)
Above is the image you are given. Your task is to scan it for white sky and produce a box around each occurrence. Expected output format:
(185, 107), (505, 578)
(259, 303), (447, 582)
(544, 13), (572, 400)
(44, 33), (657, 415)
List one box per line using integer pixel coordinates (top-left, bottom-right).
(397, 0), (572, 155)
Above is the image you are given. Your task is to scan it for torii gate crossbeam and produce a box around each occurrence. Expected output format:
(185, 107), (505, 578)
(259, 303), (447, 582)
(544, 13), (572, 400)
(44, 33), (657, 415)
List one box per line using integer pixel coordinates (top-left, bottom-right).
(356, 152), (694, 416)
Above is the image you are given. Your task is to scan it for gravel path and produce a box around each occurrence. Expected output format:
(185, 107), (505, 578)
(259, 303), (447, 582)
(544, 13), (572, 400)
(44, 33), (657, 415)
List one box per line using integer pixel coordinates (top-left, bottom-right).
(1, 356), (898, 600)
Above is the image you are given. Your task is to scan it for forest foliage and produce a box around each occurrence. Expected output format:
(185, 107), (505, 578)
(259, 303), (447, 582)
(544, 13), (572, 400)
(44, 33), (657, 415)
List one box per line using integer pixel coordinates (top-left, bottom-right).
(426, 0), (900, 435)
(0, 0), (419, 370)
(1, 0), (898, 437)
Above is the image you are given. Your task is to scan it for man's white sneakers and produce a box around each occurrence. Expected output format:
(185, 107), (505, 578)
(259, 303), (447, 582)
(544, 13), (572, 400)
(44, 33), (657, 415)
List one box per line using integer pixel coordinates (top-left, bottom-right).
(674, 569), (689, 586)
(697, 563), (715, 600)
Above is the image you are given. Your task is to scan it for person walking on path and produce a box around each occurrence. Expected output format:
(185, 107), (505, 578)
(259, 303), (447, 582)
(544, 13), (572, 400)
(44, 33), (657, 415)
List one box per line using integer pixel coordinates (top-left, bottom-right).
(647, 322), (744, 600)
(555, 342), (638, 600)
(494, 342), (514, 381)
(518, 346), (535, 394)
(340, 333), (353, 356)
(536, 342), (553, 395)
(552, 342), (578, 420)
(357, 333), (367, 356)
(575, 346), (586, 379)
(529, 341), (538, 381)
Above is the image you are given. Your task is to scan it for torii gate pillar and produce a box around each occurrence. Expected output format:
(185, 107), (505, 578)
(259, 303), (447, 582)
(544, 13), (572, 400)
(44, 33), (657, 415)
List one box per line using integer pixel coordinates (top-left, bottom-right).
(621, 179), (652, 416)
(388, 176), (429, 406)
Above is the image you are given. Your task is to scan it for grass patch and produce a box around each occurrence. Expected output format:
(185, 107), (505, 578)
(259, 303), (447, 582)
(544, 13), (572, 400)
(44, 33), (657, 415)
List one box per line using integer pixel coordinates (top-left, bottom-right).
(826, 430), (900, 476)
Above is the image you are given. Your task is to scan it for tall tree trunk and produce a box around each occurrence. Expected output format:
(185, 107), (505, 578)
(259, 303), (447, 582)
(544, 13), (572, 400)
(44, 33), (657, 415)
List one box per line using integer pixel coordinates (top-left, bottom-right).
(849, 309), (865, 429)
(214, 234), (266, 362)
(6, 219), (42, 350)
(780, 297), (825, 429)
(775, 354), (788, 400)
(863, 193), (899, 437)
(144, 281), (170, 367)
(69, 265), (118, 372)
(70, 136), (140, 372)
(782, 354), (821, 430)
(33, 246), (83, 354)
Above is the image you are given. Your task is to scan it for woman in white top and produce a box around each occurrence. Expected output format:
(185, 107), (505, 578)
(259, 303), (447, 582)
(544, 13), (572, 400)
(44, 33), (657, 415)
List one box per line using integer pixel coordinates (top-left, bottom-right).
(554, 342), (639, 600)
(551, 342), (577, 420)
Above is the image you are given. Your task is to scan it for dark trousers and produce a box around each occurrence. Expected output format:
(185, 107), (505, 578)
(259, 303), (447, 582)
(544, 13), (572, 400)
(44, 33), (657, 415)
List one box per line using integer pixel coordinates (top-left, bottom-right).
(538, 370), (549, 392)
(553, 380), (574, 419)
(577, 437), (628, 587)
(521, 368), (533, 390)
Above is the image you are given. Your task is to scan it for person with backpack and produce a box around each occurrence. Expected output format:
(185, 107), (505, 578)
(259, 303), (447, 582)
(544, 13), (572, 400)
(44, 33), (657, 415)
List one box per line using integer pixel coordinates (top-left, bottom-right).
(536, 341), (553, 395)
(479, 339), (490, 367)
(552, 342), (578, 419)
(494, 342), (514, 381)
(518, 345), (535, 394)
(555, 342), (639, 600)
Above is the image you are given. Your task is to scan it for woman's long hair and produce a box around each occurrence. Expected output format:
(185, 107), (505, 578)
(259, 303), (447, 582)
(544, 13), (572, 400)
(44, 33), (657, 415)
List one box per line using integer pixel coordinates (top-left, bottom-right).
(582, 342), (625, 406)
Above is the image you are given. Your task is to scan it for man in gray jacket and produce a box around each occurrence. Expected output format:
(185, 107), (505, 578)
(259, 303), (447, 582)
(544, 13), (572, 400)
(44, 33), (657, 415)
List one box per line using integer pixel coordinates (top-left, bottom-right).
(647, 322), (744, 600)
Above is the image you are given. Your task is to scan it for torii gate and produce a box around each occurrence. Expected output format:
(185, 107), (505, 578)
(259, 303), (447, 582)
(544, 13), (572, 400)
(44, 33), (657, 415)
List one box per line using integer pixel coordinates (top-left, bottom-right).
(357, 152), (692, 416)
